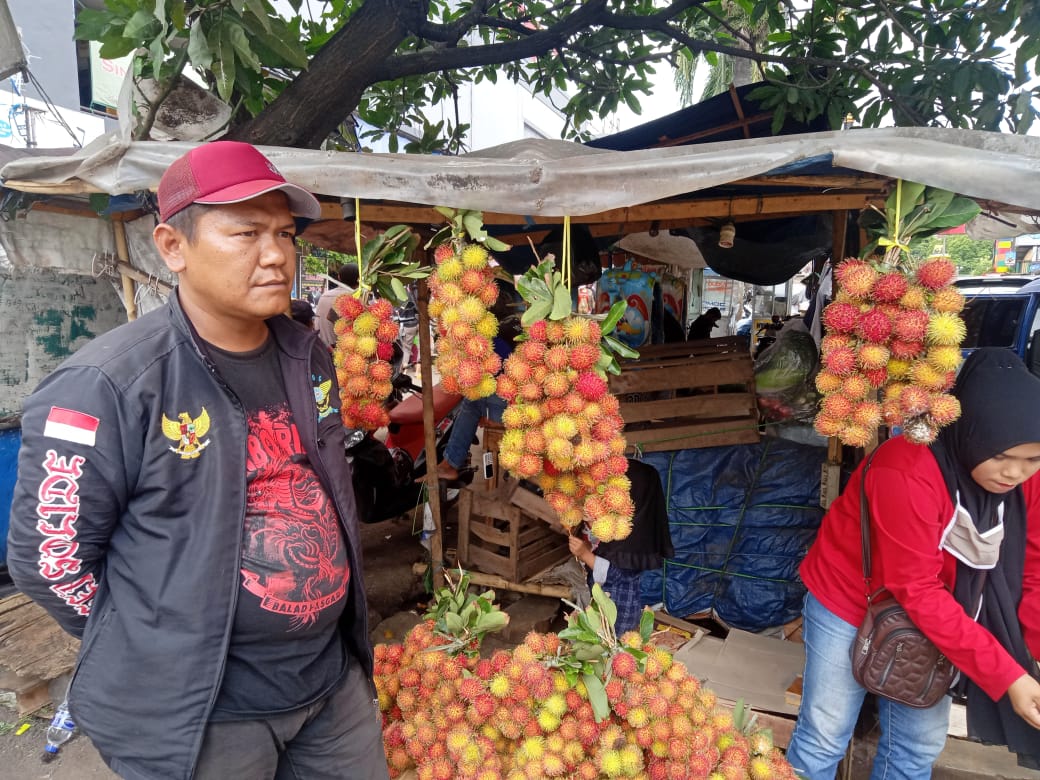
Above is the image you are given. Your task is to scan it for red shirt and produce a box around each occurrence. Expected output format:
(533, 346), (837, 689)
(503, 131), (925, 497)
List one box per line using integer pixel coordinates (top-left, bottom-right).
(801, 436), (1040, 701)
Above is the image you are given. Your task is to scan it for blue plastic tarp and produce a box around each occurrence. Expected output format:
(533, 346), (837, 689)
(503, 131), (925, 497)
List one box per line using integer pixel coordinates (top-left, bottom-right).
(639, 438), (826, 631)
(0, 427), (21, 565)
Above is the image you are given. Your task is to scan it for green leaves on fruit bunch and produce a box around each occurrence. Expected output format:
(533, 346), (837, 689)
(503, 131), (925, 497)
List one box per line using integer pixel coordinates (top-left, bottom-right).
(515, 257), (638, 377)
(553, 585), (655, 721)
(425, 207), (510, 253)
(423, 568), (509, 658)
(356, 225), (428, 306)
(860, 180), (981, 269)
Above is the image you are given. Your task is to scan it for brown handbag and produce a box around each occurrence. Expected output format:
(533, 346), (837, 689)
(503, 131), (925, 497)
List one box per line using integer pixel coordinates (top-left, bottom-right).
(849, 451), (959, 708)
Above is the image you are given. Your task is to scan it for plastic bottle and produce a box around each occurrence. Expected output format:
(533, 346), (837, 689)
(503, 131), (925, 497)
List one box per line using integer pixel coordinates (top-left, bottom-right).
(43, 698), (75, 758)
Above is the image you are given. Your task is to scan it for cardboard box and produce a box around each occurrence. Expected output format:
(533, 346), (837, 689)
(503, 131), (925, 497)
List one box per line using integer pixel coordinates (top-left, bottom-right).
(672, 628), (805, 717)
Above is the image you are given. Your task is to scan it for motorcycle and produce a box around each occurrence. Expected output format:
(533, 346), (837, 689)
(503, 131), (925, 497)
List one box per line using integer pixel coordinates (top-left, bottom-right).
(346, 370), (471, 524)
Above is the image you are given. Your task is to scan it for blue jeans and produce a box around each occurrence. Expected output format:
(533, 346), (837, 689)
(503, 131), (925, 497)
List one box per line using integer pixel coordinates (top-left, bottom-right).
(786, 592), (951, 780)
(443, 394), (506, 470)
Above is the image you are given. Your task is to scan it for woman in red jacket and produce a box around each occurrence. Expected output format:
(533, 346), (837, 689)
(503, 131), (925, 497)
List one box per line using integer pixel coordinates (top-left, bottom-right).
(787, 348), (1040, 779)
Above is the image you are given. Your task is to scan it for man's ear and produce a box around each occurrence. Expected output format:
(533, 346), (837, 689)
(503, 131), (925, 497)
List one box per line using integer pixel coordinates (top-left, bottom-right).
(153, 223), (186, 274)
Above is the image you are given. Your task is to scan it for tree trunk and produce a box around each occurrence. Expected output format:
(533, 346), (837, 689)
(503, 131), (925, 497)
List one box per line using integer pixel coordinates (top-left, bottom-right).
(231, 0), (421, 148)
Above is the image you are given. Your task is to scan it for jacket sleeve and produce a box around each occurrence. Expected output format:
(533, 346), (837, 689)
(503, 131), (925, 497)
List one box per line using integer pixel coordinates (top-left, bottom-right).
(7, 366), (128, 638)
(1021, 474), (1040, 664)
(869, 463), (1025, 701)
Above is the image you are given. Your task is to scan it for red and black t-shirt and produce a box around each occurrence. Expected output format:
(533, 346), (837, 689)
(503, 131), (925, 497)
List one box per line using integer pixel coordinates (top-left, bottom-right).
(207, 338), (350, 719)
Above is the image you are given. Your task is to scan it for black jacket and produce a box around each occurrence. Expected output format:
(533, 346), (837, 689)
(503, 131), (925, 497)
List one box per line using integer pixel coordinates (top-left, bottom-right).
(7, 292), (371, 780)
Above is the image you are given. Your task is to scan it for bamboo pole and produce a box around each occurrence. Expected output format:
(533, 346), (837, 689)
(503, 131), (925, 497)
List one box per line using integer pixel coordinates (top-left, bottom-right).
(112, 220), (138, 322)
(416, 275), (445, 590)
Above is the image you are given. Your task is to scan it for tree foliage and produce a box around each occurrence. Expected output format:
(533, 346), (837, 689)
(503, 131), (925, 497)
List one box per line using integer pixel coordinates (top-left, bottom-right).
(76, 0), (1040, 150)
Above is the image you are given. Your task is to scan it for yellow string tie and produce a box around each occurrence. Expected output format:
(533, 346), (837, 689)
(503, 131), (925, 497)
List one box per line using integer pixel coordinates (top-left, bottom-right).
(354, 197), (365, 294)
(562, 215), (572, 292)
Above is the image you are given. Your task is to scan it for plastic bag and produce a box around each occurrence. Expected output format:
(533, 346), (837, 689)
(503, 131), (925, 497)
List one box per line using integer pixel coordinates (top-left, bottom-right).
(754, 320), (820, 424)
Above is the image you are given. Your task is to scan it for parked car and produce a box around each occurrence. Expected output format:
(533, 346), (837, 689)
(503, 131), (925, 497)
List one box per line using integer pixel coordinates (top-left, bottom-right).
(958, 277), (1040, 376)
(953, 274), (1037, 295)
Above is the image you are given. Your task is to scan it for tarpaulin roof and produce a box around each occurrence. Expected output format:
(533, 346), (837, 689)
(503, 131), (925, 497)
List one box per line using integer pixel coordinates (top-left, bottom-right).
(3, 126), (1040, 216)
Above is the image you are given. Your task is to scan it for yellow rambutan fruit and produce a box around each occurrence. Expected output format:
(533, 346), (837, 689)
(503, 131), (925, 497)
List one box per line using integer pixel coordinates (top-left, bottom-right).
(926, 312), (967, 346)
(911, 360), (949, 391)
(925, 345), (963, 373)
(851, 400), (881, 429)
(840, 373), (870, 401)
(458, 296), (487, 324)
(438, 257), (464, 281)
(931, 286), (966, 313)
(428, 299), (444, 318)
(839, 423), (873, 448)
(814, 371), (843, 394)
(597, 749), (625, 778)
(476, 375), (498, 398)
(519, 736), (546, 761)
(489, 674), (512, 698)
(437, 281), (465, 306)
(461, 244), (490, 269)
(887, 357), (912, 380)
(618, 744), (644, 776)
(899, 284), (929, 310)
(475, 312), (499, 339)
(929, 393), (961, 425)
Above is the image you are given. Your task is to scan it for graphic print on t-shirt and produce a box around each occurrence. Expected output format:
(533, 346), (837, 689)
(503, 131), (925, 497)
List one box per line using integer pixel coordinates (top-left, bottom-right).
(242, 404), (349, 630)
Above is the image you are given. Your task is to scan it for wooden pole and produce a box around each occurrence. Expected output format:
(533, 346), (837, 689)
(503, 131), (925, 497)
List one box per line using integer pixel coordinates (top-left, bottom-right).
(112, 220), (138, 322)
(416, 275), (445, 590)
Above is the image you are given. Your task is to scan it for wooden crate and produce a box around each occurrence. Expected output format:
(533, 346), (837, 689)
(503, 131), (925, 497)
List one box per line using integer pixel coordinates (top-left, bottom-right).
(0, 593), (79, 714)
(456, 483), (570, 583)
(610, 340), (760, 452)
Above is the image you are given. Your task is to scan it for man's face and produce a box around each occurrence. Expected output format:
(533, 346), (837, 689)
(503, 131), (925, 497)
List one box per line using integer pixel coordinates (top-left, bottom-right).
(156, 192), (298, 333)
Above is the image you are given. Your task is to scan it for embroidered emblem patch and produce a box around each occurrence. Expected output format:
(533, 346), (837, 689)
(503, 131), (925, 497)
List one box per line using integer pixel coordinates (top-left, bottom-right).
(313, 377), (336, 421)
(161, 408), (212, 459)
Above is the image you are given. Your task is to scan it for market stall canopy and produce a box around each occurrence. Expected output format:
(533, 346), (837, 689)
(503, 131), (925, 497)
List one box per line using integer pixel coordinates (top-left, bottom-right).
(614, 232), (707, 270)
(3, 127), (1040, 216)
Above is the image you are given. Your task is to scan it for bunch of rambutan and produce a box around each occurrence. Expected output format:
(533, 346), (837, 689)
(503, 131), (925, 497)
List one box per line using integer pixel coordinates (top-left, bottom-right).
(332, 295), (399, 430)
(495, 316), (633, 541)
(428, 242), (502, 400)
(815, 255), (965, 445)
(374, 622), (797, 780)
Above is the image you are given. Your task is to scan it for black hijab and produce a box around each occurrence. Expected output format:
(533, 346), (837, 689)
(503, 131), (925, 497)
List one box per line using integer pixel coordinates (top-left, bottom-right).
(930, 348), (1040, 766)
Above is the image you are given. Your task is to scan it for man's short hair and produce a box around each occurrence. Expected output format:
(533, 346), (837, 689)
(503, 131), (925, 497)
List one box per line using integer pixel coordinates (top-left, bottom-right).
(165, 203), (214, 244)
(337, 264), (359, 287)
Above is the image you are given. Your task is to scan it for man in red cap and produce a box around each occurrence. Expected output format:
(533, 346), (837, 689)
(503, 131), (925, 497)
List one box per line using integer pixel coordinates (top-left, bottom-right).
(8, 141), (388, 780)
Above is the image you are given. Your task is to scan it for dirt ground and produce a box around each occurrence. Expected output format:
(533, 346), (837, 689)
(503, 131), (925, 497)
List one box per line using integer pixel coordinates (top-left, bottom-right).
(0, 508), (449, 779)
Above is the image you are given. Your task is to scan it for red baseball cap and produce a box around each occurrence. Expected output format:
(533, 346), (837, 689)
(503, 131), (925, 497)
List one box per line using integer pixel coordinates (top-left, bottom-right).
(157, 141), (322, 222)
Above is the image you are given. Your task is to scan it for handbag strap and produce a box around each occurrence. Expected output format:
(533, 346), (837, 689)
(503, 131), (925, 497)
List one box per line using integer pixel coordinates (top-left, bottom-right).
(859, 448), (881, 600)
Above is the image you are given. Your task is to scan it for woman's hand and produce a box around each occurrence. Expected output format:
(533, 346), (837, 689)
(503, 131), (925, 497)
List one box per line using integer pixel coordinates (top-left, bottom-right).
(568, 535), (596, 568)
(1007, 673), (1040, 729)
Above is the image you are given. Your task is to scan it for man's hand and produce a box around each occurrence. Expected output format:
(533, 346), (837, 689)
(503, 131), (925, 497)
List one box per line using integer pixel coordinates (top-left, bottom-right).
(1008, 673), (1040, 729)
(567, 534), (596, 568)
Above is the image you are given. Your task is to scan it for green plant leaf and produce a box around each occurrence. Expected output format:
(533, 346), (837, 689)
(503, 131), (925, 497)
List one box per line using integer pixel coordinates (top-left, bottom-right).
(550, 284), (572, 319)
(638, 608), (654, 642)
(187, 20), (212, 69)
(583, 673), (609, 722)
(521, 299), (552, 326)
(600, 299), (628, 335)
(591, 584), (618, 631)
(484, 236), (509, 252)
(603, 335), (639, 359)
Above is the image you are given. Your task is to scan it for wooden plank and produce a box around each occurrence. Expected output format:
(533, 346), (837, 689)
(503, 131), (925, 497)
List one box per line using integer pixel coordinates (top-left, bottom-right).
(464, 571), (572, 599)
(469, 521), (511, 547)
(465, 544), (512, 578)
(624, 337), (748, 361)
(610, 359), (753, 394)
(456, 489), (472, 567)
(620, 393), (755, 423)
(519, 545), (572, 582)
(625, 422), (760, 452)
(509, 487), (565, 533)
(508, 503), (521, 581)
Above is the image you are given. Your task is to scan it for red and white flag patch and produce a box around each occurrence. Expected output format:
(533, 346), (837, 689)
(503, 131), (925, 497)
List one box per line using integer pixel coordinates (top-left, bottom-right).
(44, 407), (100, 447)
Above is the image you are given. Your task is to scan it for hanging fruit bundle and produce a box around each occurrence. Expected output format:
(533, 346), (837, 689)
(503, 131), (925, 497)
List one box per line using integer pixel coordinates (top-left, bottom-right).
(376, 572), (796, 780)
(815, 182), (979, 446)
(427, 208), (512, 400)
(330, 224), (427, 431)
(497, 257), (636, 542)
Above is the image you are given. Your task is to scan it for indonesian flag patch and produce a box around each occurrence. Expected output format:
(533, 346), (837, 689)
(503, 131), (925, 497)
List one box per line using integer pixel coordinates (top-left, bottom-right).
(44, 407), (100, 447)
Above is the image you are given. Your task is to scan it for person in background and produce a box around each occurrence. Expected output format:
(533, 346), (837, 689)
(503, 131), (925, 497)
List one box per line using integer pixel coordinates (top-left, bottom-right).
(316, 263), (359, 348)
(568, 459), (674, 635)
(290, 298), (316, 330)
(687, 306), (722, 340)
(7, 141), (387, 780)
(786, 348), (1040, 778)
